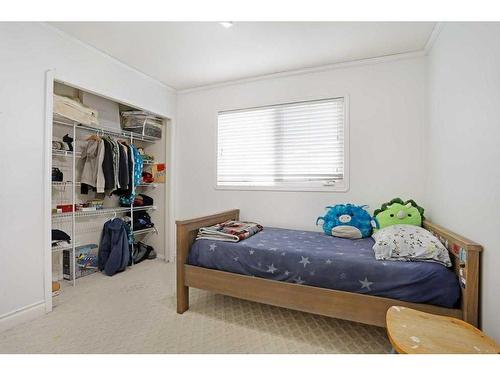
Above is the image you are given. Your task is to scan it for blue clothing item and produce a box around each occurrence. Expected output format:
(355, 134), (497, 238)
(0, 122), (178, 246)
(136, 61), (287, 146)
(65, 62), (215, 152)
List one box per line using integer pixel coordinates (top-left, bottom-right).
(98, 218), (130, 276)
(188, 227), (460, 308)
(131, 144), (143, 190)
(119, 145), (144, 206)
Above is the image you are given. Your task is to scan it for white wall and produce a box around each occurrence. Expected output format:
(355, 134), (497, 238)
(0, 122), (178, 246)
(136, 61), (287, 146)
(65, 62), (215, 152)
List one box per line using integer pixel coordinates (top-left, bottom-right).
(176, 56), (427, 230)
(426, 23), (500, 341)
(0, 23), (175, 323)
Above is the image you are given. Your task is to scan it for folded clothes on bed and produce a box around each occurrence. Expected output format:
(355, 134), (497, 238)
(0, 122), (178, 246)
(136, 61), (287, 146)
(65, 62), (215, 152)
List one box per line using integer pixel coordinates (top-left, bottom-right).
(196, 220), (263, 242)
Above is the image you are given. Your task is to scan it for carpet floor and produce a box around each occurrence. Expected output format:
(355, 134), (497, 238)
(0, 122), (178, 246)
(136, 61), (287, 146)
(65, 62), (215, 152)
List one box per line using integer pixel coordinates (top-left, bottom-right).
(0, 260), (391, 353)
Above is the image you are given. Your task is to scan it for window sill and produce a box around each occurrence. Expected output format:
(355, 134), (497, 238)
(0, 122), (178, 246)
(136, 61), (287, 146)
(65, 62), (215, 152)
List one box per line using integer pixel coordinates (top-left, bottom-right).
(214, 184), (349, 193)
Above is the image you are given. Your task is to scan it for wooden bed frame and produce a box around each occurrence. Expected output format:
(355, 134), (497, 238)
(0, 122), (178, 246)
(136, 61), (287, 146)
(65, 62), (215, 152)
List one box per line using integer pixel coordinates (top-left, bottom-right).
(176, 209), (482, 328)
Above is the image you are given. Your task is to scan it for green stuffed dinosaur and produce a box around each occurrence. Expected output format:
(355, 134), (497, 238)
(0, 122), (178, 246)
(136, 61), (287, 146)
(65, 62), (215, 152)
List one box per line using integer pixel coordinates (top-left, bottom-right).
(372, 198), (425, 231)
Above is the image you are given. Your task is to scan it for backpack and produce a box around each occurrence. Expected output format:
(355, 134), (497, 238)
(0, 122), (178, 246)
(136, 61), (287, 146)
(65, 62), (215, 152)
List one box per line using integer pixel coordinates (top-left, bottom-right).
(134, 212), (154, 230)
(131, 242), (154, 265)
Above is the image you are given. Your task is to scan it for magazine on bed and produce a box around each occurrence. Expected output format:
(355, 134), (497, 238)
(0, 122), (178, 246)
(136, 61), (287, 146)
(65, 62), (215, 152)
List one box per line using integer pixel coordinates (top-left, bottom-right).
(196, 220), (263, 242)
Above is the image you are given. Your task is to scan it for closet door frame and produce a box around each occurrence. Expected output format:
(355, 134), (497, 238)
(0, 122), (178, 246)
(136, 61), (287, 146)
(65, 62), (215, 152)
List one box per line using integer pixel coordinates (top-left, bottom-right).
(43, 70), (55, 313)
(43, 69), (175, 314)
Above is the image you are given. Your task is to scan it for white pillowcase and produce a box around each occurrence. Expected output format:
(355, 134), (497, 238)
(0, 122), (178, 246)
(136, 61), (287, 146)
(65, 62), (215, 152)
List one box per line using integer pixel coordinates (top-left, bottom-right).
(372, 224), (452, 267)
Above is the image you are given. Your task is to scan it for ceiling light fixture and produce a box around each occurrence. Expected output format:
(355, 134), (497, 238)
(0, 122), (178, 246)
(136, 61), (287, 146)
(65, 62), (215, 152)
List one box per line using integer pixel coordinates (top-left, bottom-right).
(219, 22), (234, 29)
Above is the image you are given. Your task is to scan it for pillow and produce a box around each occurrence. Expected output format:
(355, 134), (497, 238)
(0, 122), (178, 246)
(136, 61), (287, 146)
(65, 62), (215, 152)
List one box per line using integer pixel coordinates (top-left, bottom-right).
(372, 224), (452, 267)
(372, 198), (424, 231)
(316, 204), (372, 239)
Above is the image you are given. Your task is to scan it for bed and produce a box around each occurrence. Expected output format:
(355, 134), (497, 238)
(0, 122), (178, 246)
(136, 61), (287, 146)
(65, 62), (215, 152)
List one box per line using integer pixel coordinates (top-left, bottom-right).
(176, 209), (482, 328)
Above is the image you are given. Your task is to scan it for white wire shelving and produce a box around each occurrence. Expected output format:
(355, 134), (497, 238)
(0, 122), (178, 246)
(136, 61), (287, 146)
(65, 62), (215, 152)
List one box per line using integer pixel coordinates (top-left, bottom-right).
(51, 112), (163, 288)
(51, 242), (81, 253)
(52, 181), (156, 188)
(133, 227), (158, 236)
(52, 205), (156, 219)
(52, 149), (82, 158)
(52, 181), (81, 187)
(53, 114), (161, 143)
(137, 183), (157, 188)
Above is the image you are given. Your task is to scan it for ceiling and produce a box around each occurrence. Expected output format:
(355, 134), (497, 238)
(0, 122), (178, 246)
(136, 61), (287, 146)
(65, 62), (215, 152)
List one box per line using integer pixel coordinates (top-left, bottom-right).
(50, 22), (435, 90)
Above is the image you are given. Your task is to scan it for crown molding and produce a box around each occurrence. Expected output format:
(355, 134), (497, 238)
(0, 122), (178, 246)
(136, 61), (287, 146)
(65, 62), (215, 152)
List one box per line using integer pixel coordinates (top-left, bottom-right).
(178, 50), (427, 94)
(424, 22), (444, 54)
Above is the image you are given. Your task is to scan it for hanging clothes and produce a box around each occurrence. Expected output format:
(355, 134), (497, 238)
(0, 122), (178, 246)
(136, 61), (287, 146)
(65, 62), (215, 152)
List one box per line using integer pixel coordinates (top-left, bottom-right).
(111, 141), (131, 196)
(80, 136), (105, 195)
(101, 137), (115, 191)
(128, 144), (135, 195)
(112, 138), (121, 189)
(119, 144), (143, 206)
(80, 137), (100, 188)
(131, 144), (143, 187)
(98, 218), (130, 276)
(103, 135), (120, 190)
(78, 134), (144, 198)
(96, 138), (106, 193)
(118, 142), (129, 190)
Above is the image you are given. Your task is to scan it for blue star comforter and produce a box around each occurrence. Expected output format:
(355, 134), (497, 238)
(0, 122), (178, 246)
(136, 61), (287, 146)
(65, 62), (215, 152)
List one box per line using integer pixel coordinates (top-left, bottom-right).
(188, 227), (460, 308)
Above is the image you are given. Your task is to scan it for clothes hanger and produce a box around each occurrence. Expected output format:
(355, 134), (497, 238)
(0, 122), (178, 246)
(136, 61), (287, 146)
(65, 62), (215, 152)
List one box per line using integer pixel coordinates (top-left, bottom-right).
(107, 211), (117, 223)
(86, 134), (100, 141)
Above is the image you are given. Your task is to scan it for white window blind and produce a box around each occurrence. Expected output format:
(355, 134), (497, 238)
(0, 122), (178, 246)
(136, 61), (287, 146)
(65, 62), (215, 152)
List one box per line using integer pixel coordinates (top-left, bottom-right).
(217, 97), (346, 190)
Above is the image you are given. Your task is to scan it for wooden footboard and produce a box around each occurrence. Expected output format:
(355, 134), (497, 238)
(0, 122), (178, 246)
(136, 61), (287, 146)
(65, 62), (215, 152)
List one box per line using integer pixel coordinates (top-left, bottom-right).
(176, 209), (482, 328)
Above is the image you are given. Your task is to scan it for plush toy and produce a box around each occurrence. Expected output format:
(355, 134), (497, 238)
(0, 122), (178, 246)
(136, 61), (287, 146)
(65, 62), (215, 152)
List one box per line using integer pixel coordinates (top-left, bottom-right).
(372, 198), (425, 231)
(316, 204), (373, 239)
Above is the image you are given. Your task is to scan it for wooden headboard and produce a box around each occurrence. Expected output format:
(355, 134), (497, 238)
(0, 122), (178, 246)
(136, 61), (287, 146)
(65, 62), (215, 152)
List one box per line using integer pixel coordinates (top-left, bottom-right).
(423, 220), (482, 327)
(176, 209), (240, 312)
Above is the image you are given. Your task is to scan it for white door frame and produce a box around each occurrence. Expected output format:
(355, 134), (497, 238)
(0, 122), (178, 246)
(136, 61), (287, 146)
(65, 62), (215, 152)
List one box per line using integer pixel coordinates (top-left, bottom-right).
(42, 70), (176, 313)
(43, 70), (55, 312)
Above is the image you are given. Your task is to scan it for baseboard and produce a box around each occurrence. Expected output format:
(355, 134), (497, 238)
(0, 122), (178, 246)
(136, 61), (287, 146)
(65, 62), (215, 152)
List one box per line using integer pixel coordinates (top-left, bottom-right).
(156, 253), (169, 262)
(0, 301), (46, 333)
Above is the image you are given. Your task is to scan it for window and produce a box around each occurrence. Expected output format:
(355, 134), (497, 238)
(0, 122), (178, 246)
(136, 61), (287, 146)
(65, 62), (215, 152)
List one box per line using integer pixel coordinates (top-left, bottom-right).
(216, 97), (348, 191)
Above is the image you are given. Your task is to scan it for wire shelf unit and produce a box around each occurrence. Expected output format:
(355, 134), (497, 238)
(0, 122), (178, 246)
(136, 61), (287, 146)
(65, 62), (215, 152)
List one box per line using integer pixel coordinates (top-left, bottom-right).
(53, 114), (161, 143)
(52, 181), (81, 187)
(133, 227), (158, 236)
(52, 205), (156, 219)
(137, 183), (157, 188)
(52, 181), (158, 189)
(51, 242), (81, 253)
(52, 181), (155, 188)
(51, 111), (163, 288)
(52, 149), (82, 158)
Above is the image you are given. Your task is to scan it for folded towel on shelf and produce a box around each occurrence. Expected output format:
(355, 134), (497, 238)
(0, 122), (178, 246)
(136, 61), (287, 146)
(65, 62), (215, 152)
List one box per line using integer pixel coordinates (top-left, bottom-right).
(196, 220), (263, 243)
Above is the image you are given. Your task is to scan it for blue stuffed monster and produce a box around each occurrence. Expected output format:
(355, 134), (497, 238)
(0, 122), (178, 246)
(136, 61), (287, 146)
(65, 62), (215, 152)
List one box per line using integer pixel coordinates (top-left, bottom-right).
(316, 204), (373, 239)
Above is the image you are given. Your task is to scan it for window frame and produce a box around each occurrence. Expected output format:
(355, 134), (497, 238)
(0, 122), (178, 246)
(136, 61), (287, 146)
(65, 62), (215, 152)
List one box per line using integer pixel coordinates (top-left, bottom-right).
(214, 95), (350, 192)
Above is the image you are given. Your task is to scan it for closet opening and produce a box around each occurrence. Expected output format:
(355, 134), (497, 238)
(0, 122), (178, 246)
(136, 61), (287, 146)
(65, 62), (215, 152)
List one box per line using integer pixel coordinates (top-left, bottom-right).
(45, 78), (171, 310)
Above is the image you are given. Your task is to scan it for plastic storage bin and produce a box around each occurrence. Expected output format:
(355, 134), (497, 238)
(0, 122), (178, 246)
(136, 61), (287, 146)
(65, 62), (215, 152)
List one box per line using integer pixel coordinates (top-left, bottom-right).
(121, 111), (163, 139)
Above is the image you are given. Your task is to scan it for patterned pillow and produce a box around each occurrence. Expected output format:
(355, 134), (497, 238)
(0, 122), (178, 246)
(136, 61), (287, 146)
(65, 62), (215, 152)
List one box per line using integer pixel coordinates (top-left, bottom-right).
(372, 224), (452, 267)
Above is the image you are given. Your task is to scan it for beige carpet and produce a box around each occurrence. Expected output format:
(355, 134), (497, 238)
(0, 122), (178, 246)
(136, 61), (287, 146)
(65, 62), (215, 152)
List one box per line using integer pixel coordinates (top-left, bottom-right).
(0, 260), (391, 353)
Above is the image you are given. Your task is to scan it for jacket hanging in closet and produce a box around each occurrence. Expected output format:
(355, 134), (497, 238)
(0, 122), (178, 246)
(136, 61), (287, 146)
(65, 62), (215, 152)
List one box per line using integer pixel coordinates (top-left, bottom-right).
(101, 137), (115, 191)
(80, 137), (106, 194)
(118, 142), (129, 190)
(98, 218), (130, 276)
(103, 135), (121, 190)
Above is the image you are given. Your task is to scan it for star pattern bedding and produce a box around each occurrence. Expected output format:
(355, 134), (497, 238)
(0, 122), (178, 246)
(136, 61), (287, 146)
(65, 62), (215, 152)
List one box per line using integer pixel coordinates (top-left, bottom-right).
(188, 227), (461, 308)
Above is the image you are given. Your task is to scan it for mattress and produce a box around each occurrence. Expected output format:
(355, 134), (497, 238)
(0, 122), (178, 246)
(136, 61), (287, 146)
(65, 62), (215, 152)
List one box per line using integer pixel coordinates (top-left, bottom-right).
(188, 227), (461, 308)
